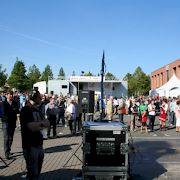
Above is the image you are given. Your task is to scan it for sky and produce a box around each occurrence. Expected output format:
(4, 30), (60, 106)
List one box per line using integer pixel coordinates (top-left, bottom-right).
(0, 0), (180, 79)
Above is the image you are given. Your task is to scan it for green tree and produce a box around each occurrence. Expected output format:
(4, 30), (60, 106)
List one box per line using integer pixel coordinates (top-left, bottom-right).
(133, 67), (150, 95)
(128, 76), (137, 96)
(140, 74), (151, 95)
(0, 64), (8, 87)
(58, 67), (65, 80)
(41, 65), (53, 82)
(123, 66), (150, 96)
(84, 71), (93, 76)
(105, 72), (117, 80)
(123, 73), (132, 81)
(8, 58), (30, 91)
(27, 64), (41, 88)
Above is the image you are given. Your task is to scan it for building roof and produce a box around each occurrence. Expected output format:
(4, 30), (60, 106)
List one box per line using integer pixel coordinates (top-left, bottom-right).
(151, 59), (180, 74)
(69, 76), (123, 83)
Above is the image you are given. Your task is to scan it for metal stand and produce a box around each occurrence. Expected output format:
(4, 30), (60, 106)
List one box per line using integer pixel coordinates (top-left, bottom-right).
(63, 142), (83, 167)
(0, 156), (8, 167)
(86, 113), (94, 122)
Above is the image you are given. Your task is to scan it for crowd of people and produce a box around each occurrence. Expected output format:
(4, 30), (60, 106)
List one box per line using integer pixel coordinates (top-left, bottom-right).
(0, 90), (83, 179)
(101, 95), (180, 133)
(0, 90), (180, 179)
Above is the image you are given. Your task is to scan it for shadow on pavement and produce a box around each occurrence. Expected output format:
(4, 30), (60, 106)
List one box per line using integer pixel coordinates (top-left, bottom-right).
(45, 143), (78, 154)
(0, 168), (81, 180)
(129, 140), (177, 179)
(0, 157), (17, 170)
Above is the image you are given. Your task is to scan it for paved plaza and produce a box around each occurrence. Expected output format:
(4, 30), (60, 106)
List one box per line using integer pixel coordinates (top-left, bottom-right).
(0, 124), (82, 180)
(0, 115), (180, 180)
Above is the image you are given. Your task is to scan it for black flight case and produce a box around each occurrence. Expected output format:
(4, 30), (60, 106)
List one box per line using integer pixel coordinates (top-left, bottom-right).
(82, 121), (129, 180)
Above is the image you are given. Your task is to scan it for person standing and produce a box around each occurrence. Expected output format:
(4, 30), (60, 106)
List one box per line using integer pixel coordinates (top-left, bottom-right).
(130, 102), (138, 131)
(113, 97), (119, 115)
(39, 94), (49, 139)
(13, 91), (20, 110)
(175, 100), (180, 132)
(46, 97), (59, 138)
(74, 96), (82, 132)
(159, 100), (168, 131)
(66, 99), (76, 135)
(1, 91), (19, 159)
(117, 97), (125, 124)
(106, 96), (114, 121)
(148, 100), (156, 132)
(57, 96), (66, 126)
(20, 90), (49, 179)
(169, 98), (176, 126)
(19, 93), (26, 110)
(141, 109), (148, 133)
(0, 91), (7, 102)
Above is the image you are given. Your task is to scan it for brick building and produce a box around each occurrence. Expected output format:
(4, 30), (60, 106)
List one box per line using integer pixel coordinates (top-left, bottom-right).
(151, 59), (180, 90)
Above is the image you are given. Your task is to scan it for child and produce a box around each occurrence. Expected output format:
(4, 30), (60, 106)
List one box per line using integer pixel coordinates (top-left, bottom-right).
(141, 110), (148, 133)
(159, 105), (167, 131)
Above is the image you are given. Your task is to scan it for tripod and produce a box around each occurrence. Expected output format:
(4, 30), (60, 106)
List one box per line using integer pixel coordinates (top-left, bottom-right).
(63, 141), (83, 167)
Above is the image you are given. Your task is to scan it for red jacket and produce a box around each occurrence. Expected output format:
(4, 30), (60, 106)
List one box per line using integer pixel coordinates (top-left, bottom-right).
(159, 107), (166, 122)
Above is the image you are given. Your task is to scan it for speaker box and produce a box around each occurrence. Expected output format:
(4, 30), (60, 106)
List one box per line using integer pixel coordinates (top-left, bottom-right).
(79, 90), (94, 113)
(34, 87), (39, 91)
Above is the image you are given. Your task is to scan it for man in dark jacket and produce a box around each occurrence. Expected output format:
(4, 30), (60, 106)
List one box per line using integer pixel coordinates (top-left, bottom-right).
(2, 91), (19, 159)
(20, 90), (49, 179)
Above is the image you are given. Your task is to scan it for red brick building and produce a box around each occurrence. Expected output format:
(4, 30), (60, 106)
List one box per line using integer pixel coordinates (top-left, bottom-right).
(151, 59), (180, 89)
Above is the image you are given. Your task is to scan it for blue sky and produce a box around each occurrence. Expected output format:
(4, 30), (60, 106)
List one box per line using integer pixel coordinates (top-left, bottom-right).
(0, 0), (180, 79)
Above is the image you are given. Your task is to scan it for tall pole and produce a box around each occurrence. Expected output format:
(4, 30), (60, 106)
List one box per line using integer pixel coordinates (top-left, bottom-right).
(100, 51), (105, 120)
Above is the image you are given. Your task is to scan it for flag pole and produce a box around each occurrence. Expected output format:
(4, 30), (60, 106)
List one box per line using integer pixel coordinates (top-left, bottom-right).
(100, 51), (105, 120)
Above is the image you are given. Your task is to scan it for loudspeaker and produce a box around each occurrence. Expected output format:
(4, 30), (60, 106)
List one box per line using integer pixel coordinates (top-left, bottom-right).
(79, 90), (94, 113)
(34, 87), (38, 91)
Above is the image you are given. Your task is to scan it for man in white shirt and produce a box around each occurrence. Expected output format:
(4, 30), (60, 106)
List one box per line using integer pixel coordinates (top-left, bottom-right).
(148, 100), (156, 132)
(66, 99), (76, 134)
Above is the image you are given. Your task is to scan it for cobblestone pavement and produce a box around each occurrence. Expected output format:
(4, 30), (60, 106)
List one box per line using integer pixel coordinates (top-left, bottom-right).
(0, 115), (180, 179)
(0, 125), (82, 180)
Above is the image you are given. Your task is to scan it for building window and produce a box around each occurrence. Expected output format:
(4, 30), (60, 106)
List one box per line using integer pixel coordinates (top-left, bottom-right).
(173, 67), (176, 75)
(166, 70), (169, 81)
(62, 85), (67, 89)
(158, 74), (160, 87)
(79, 83), (83, 90)
(161, 72), (163, 86)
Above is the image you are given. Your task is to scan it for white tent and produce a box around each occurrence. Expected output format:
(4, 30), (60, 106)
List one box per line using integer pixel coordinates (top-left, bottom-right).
(155, 74), (180, 97)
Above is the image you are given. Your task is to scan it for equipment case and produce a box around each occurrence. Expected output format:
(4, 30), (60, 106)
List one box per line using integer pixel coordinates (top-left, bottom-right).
(82, 121), (128, 180)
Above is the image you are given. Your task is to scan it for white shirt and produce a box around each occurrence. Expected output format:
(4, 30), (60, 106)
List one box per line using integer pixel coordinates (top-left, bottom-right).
(66, 103), (75, 114)
(113, 99), (119, 106)
(148, 104), (156, 116)
(164, 103), (168, 113)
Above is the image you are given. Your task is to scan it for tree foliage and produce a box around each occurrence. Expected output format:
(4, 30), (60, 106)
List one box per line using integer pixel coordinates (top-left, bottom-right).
(41, 65), (53, 82)
(105, 72), (117, 80)
(8, 58), (30, 91)
(123, 66), (150, 96)
(27, 64), (41, 88)
(84, 71), (93, 76)
(123, 73), (132, 81)
(72, 70), (76, 76)
(58, 67), (65, 80)
(0, 64), (8, 87)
